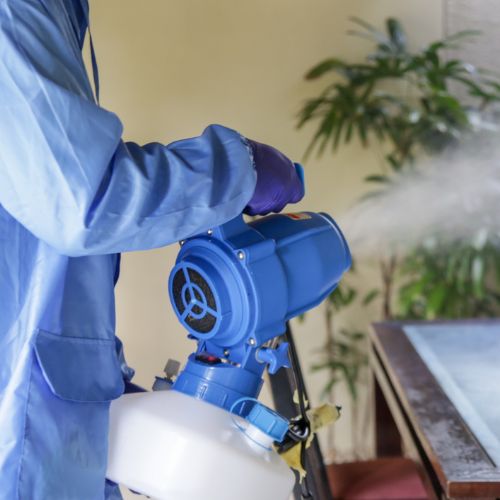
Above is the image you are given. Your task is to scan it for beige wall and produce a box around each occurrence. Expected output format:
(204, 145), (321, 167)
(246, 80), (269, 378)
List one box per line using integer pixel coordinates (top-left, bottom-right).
(88, 0), (442, 494)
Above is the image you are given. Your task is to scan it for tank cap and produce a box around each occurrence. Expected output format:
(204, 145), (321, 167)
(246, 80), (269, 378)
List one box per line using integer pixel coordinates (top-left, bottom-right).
(245, 403), (289, 443)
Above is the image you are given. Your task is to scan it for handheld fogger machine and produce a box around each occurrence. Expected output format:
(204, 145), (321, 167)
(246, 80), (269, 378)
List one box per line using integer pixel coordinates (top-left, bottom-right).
(107, 211), (351, 500)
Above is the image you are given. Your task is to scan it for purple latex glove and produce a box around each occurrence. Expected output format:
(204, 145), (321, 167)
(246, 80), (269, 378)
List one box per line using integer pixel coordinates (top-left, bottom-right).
(244, 139), (305, 216)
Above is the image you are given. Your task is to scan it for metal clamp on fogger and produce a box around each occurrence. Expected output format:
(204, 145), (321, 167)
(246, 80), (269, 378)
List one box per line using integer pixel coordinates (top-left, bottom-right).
(107, 211), (351, 500)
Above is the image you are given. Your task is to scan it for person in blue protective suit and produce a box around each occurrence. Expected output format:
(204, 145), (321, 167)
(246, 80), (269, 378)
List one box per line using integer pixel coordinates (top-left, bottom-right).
(0, 1), (304, 499)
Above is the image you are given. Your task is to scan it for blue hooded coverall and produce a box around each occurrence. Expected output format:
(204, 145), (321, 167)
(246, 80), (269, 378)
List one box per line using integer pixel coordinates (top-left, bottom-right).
(0, 0), (257, 498)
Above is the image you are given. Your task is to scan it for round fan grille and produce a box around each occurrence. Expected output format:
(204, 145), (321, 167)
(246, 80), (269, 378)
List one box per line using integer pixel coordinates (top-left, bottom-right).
(171, 266), (219, 334)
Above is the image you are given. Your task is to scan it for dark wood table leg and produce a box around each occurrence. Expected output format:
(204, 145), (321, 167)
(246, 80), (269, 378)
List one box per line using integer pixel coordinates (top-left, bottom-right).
(375, 376), (402, 457)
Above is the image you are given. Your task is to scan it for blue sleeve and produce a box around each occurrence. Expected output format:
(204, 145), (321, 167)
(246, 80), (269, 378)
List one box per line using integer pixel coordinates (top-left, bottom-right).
(0, 0), (256, 256)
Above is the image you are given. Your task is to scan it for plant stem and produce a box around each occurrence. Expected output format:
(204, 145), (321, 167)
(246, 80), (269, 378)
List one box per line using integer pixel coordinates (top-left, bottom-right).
(325, 302), (337, 453)
(380, 254), (398, 320)
(361, 368), (374, 459)
(351, 391), (359, 459)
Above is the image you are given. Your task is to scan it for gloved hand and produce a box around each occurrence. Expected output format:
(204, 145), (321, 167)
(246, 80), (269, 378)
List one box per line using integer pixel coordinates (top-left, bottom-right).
(244, 139), (305, 216)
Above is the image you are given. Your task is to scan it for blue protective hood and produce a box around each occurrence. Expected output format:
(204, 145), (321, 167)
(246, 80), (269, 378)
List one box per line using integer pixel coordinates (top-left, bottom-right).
(74, 0), (90, 47)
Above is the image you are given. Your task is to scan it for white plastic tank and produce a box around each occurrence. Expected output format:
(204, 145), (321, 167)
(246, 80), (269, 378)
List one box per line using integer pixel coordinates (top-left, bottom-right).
(107, 390), (295, 500)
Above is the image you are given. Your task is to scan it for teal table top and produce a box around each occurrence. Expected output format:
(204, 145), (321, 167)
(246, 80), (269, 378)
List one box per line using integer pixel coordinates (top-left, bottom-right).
(404, 324), (500, 465)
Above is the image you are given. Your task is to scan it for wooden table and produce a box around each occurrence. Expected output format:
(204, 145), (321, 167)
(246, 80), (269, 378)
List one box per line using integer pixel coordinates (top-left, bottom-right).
(370, 321), (500, 500)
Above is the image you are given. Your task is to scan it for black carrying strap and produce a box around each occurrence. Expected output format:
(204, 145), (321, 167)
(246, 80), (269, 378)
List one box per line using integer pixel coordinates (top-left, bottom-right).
(269, 324), (334, 500)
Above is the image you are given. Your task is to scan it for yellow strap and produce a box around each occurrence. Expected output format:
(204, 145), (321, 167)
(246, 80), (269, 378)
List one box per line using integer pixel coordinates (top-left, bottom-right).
(277, 404), (341, 480)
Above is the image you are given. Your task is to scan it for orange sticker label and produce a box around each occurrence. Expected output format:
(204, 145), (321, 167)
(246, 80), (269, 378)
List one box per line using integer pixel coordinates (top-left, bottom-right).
(284, 213), (311, 221)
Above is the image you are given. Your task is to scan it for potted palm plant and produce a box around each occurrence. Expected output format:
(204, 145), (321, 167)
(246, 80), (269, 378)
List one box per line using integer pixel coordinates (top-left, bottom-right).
(298, 16), (500, 459)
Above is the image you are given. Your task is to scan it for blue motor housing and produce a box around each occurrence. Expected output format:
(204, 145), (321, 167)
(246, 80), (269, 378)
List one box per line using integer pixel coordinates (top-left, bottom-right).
(169, 212), (351, 413)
